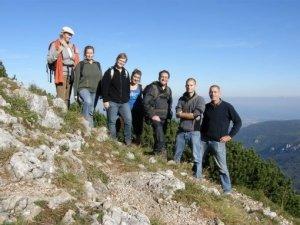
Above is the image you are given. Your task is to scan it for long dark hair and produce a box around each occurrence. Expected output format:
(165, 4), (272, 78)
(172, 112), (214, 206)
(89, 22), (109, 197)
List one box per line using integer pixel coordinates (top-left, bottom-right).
(131, 68), (142, 79)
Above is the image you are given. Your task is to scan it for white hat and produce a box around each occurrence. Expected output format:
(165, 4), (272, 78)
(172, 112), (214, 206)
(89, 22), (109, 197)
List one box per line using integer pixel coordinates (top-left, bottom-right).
(61, 26), (75, 35)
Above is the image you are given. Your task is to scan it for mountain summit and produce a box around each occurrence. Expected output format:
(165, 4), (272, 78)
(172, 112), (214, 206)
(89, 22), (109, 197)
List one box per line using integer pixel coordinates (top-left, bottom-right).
(0, 76), (297, 225)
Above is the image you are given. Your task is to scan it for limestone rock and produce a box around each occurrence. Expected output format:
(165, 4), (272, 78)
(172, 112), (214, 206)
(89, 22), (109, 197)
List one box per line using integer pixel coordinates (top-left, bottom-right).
(0, 95), (10, 108)
(28, 94), (49, 116)
(39, 109), (64, 130)
(62, 209), (76, 225)
(8, 145), (55, 180)
(48, 191), (75, 209)
(53, 98), (67, 113)
(0, 196), (41, 222)
(102, 206), (150, 225)
(95, 127), (109, 142)
(263, 207), (277, 219)
(14, 88), (64, 130)
(11, 123), (27, 137)
(200, 185), (221, 196)
(0, 128), (24, 150)
(167, 160), (176, 165)
(57, 134), (84, 152)
(84, 181), (98, 202)
(126, 152), (135, 160)
(149, 157), (157, 164)
(122, 170), (185, 200)
(0, 109), (17, 124)
(138, 164), (146, 170)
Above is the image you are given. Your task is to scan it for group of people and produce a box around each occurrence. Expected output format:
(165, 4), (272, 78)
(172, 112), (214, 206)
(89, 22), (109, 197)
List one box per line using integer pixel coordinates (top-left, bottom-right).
(47, 26), (242, 194)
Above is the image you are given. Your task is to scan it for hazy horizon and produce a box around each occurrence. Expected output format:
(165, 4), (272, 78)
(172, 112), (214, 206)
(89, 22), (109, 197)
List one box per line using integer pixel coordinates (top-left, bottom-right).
(1, 0), (300, 98)
(92, 94), (300, 127)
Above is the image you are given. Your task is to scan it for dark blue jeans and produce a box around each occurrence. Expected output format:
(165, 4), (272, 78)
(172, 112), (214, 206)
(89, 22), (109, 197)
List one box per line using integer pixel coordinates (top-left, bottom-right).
(202, 140), (232, 193)
(107, 101), (132, 144)
(174, 131), (203, 178)
(79, 88), (96, 128)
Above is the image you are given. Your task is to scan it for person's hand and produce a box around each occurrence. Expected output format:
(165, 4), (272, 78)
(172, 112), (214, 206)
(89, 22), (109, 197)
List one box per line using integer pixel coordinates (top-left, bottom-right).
(152, 115), (161, 122)
(57, 40), (65, 53)
(59, 39), (68, 47)
(103, 102), (110, 109)
(176, 111), (182, 118)
(220, 135), (232, 143)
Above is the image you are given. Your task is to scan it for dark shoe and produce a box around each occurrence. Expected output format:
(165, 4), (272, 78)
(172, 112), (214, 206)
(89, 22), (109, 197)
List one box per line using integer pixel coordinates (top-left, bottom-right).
(154, 148), (167, 158)
(134, 136), (141, 145)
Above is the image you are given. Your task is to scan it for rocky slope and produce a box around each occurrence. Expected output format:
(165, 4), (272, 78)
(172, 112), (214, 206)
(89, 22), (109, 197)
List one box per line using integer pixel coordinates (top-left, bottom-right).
(0, 77), (296, 225)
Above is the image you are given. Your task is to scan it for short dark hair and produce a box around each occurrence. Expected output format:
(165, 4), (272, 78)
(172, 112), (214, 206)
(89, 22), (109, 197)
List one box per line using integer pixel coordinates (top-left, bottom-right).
(186, 78), (196, 84)
(158, 70), (170, 79)
(209, 84), (221, 91)
(116, 53), (128, 62)
(84, 45), (94, 56)
(131, 68), (142, 79)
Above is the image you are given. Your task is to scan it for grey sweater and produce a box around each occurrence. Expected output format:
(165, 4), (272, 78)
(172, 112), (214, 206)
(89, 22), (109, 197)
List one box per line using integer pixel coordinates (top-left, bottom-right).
(47, 41), (76, 74)
(176, 92), (206, 132)
(73, 60), (102, 96)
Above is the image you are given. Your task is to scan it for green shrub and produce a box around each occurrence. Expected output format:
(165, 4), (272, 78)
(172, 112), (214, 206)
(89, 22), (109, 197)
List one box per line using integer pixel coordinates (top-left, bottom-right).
(204, 141), (300, 217)
(0, 60), (7, 77)
(93, 111), (107, 127)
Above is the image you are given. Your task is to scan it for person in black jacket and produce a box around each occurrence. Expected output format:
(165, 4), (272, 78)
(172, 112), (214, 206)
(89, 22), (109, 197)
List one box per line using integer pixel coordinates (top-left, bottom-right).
(201, 85), (242, 194)
(143, 70), (172, 156)
(101, 53), (132, 145)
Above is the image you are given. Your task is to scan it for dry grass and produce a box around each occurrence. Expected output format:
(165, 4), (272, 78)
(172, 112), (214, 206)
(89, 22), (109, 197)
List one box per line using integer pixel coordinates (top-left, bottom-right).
(173, 180), (277, 225)
(0, 148), (16, 166)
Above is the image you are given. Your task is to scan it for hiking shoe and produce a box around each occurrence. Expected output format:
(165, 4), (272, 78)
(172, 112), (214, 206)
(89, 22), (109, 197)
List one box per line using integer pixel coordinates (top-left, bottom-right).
(153, 149), (167, 158)
(160, 149), (168, 159)
(223, 191), (232, 196)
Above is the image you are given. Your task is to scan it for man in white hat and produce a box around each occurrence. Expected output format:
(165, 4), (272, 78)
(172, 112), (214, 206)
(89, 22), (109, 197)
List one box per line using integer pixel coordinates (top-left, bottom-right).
(47, 26), (80, 108)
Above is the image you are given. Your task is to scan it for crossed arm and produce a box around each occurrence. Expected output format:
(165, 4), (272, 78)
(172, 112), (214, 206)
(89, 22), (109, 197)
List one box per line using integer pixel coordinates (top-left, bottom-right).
(176, 111), (194, 120)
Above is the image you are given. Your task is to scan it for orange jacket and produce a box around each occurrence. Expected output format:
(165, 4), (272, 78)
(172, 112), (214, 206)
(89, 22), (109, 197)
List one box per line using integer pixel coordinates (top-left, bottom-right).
(53, 39), (80, 84)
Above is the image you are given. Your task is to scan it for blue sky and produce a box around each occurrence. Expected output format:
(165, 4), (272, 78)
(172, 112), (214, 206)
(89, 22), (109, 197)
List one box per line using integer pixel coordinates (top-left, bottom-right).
(0, 0), (300, 98)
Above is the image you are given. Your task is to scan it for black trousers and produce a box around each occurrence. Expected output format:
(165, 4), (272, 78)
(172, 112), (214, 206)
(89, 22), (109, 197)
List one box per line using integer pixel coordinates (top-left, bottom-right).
(152, 119), (167, 152)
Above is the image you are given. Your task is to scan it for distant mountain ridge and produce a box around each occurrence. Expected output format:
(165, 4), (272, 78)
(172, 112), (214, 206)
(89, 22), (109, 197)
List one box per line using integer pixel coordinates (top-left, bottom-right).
(235, 120), (300, 192)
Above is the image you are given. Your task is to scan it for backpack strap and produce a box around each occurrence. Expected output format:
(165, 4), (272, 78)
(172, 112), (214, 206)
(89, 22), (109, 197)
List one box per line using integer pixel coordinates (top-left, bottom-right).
(124, 69), (129, 78)
(48, 41), (54, 51)
(79, 61), (85, 79)
(47, 40), (59, 83)
(110, 66), (114, 79)
(109, 67), (128, 79)
(138, 84), (143, 92)
(96, 62), (101, 71)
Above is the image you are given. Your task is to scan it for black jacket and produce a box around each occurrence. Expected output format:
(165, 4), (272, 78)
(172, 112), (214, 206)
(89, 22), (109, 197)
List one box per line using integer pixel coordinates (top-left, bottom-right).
(101, 66), (130, 103)
(143, 81), (172, 120)
(201, 100), (242, 141)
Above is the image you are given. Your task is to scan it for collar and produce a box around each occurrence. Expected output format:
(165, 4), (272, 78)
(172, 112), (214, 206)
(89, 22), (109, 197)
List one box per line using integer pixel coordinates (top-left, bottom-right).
(210, 98), (222, 107)
(83, 59), (95, 64)
(154, 81), (168, 90)
(183, 92), (196, 100)
(113, 65), (125, 73)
